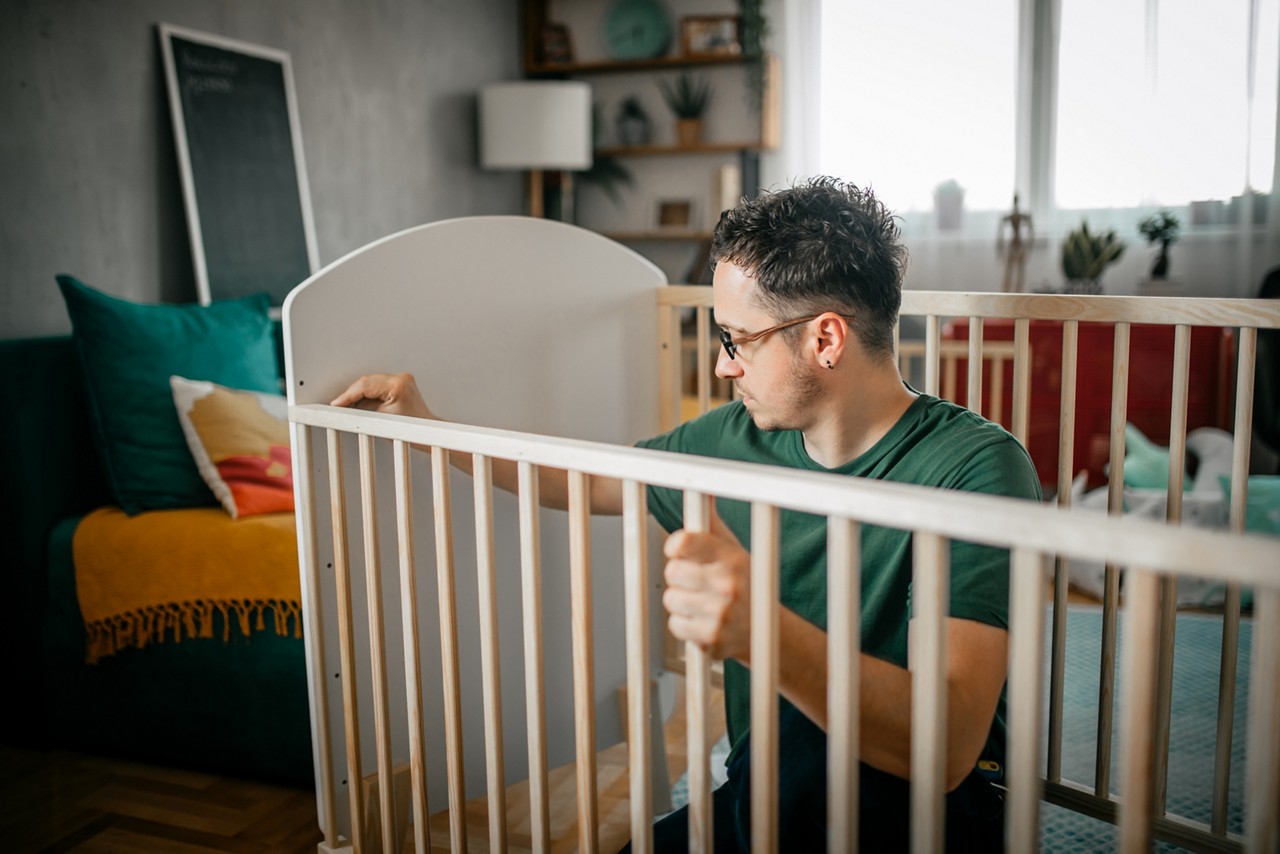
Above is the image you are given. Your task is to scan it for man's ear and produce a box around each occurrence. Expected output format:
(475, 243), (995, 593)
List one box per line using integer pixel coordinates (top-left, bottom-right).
(814, 313), (851, 368)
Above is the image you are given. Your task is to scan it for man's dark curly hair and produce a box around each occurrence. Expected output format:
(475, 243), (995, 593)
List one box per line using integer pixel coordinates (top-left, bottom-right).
(710, 176), (907, 361)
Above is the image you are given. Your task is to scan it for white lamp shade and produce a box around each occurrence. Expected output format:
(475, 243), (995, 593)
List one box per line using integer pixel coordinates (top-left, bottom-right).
(480, 81), (592, 171)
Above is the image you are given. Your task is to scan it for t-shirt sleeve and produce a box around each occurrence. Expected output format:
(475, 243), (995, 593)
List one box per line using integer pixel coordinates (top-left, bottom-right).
(634, 406), (736, 533)
(944, 437), (1042, 630)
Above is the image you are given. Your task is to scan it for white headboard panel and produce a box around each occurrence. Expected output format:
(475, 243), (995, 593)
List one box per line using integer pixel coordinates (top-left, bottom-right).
(283, 216), (669, 835)
(284, 215), (665, 442)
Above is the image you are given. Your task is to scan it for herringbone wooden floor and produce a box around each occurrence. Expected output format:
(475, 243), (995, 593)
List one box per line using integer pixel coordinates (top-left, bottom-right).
(1, 677), (724, 853)
(0, 745), (323, 853)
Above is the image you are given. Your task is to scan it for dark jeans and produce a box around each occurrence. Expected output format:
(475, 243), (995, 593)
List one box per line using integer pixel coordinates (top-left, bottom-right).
(625, 705), (1005, 853)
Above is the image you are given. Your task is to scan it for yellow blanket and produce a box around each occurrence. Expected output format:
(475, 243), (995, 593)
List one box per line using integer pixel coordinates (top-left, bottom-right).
(73, 506), (302, 663)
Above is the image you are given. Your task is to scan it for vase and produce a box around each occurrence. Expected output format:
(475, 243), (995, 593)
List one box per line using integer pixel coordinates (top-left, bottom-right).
(618, 115), (652, 147)
(676, 118), (703, 147)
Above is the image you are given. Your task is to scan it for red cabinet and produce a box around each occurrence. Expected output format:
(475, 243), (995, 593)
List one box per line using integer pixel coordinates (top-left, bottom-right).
(943, 319), (1234, 489)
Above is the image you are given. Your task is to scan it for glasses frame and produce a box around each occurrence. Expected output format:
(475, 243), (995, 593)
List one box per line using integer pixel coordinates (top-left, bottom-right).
(718, 313), (852, 360)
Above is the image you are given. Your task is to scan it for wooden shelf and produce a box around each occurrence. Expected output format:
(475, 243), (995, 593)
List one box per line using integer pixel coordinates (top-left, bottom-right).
(603, 230), (713, 242)
(527, 53), (751, 76)
(596, 141), (766, 157)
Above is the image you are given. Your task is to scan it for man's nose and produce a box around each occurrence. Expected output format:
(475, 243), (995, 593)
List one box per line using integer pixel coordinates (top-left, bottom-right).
(715, 347), (742, 379)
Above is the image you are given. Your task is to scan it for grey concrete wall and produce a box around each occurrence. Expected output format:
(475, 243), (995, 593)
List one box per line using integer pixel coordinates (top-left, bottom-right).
(1, 0), (524, 339)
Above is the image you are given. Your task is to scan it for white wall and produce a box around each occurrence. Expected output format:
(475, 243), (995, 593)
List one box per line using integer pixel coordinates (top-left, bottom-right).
(1, 0), (524, 339)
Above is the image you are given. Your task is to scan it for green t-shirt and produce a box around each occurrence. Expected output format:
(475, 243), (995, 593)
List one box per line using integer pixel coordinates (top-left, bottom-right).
(636, 393), (1042, 771)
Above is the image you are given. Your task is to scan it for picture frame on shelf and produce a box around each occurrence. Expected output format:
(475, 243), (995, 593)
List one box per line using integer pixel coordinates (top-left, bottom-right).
(657, 199), (694, 229)
(542, 23), (574, 64)
(679, 15), (741, 58)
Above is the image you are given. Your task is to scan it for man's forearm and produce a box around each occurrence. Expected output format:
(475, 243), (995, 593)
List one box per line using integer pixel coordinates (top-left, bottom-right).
(746, 610), (997, 789)
(421, 445), (622, 515)
(756, 610), (912, 780)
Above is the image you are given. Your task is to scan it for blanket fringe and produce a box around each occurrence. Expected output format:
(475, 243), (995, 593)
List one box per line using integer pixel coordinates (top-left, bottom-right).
(84, 598), (303, 664)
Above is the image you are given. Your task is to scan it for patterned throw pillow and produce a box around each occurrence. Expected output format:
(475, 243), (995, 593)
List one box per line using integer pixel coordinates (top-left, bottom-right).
(56, 274), (279, 514)
(170, 376), (293, 518)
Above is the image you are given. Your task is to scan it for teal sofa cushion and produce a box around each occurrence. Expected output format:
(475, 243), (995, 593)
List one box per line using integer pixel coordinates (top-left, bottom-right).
(56, 275), (279, 515)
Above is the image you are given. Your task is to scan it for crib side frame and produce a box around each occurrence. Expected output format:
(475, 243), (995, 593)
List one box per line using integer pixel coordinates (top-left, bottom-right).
(293, 400), (1279, 854)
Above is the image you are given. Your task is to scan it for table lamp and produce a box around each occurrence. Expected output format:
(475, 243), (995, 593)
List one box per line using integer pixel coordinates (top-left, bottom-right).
(480, 80), (592, 221)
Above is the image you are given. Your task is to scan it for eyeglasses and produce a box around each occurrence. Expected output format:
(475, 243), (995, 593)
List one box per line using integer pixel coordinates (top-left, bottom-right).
(719, 313), (851, 360)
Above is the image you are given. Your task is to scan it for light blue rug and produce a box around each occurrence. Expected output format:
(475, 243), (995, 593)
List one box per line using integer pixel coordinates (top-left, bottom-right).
(1039, 607), (1251, 852)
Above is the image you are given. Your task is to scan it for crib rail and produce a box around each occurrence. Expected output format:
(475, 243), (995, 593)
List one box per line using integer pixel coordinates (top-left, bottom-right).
(291, 399), (1279, 854)
(657, 287), (1280, 852)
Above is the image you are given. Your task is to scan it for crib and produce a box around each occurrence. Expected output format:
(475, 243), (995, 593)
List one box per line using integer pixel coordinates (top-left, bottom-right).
(284, 217), (1280, 853)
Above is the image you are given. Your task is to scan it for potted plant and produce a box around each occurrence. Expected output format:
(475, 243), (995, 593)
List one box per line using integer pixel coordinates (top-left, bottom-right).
(1137, 210), (1181, 279)
(615, 96), (653, 147)
(659, 72), (712, 146)
(1061, 221), (1126, 294)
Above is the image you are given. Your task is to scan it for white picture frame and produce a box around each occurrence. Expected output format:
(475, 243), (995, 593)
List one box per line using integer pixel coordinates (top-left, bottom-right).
(159, 23), (319, 307)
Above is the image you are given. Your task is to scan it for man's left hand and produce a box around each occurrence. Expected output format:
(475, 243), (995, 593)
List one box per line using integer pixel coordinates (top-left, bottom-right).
(662, 503), (752, 661)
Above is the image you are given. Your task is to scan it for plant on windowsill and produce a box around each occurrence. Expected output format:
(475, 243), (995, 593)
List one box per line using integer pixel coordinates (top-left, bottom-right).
(659, 72), (712, 147)
(1137, 210), (1181, 279)
(1061, 221), (1126, 294)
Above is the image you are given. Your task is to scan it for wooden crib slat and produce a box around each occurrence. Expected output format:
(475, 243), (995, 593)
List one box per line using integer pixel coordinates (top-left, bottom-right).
(911, 532), (949, 854)
(658, 295), (680, 432)
(393, 440), (432, 854)
(697, 306), (712, 417)
(518, 462), (551, 852)
(1057, 319), (1079, 501)
(1245, 589), (1280, 852)
(683, 490), (714, 854)
(1011, 317), (1030, 445)
(1152, 324), (1192, 816)
(358, 435), (397, 853)
(623, 480), (653, 854)
(327, 435), (368, 854)
(1164, 324), (1192, 518)
(1213, 326), (1257, 834)
(568, 471), (599, 854)
(750, 503), (780, 854)
(472, 454), (507, 852)
(942, 350), (958, 403)
(326, 428), (365, 852)
(1096, 321), (1131, 798)
(826, 517), (861, 854)
(924, 315), (940, 396)
(967, 316), (983, 417)
(1047, 319), (1078, 785)
(431, 446), (468, 854)
(1006, 547), (1045, 854)
(1119, 568), (1161, 853)
(1228, 328), (1258, 531)
(293, 425), (337, 847)
(990, 354), (1006, 427)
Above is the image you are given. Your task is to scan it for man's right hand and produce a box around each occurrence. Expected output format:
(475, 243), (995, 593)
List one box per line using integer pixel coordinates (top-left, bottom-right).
(330, 372), (434, 420)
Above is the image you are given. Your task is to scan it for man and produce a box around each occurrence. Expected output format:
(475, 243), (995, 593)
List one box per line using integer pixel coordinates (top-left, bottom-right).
(333, 177), (1041, 851)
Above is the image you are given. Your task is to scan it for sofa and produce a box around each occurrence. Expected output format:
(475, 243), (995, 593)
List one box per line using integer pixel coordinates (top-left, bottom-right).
(0, 282), (313, 787)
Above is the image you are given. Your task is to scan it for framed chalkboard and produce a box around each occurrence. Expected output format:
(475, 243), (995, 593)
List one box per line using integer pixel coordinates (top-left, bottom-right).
(159, 24), (318, 307)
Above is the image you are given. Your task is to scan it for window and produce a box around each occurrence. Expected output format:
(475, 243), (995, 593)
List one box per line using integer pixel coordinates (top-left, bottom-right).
(817, 0), (1278, 235)
(1056, 0), (1275, 211)
(818, 0), (1018, 234)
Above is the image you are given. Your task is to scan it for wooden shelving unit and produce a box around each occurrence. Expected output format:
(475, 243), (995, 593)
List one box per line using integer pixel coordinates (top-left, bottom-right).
(520, 1), (781, 278)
